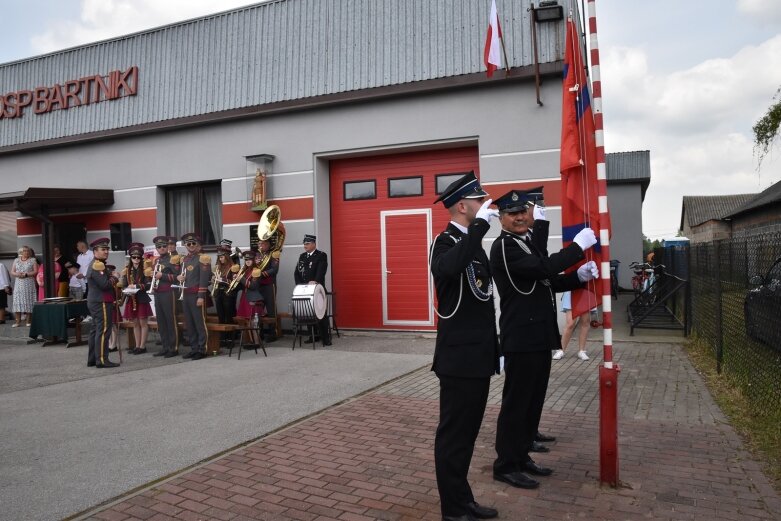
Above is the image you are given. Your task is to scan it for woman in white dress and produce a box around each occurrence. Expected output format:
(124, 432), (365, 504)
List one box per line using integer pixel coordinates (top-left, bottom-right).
(10, 246), (38, 327)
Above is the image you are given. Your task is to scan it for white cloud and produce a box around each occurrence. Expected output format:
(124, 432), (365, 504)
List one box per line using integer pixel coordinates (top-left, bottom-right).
(600, 35), (781, 239)
(30, 0), (261, 55)
(737, 0), (781, 26)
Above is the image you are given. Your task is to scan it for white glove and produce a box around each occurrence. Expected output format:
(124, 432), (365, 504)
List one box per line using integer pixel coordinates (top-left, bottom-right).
(573, 227), (597, 251)
(577, 260), (600, 282)
(476, 198), (500, 224)
(533, 204), (546, 220)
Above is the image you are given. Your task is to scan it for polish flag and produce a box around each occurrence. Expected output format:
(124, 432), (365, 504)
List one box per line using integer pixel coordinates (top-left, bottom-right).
(484, 0), (503, 77)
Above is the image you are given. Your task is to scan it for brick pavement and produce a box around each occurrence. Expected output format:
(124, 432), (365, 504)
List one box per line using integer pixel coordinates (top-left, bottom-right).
(77, 341), (781, 521)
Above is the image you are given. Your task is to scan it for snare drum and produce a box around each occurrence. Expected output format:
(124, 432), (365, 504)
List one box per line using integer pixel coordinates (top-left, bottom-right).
(291, 283), (327, 320)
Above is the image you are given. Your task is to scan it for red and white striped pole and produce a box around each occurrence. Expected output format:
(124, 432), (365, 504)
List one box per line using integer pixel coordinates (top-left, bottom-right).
(587, 0), (619, 487)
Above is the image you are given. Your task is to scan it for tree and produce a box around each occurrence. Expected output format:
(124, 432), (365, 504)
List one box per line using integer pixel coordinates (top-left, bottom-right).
(754, 86), (781, 168)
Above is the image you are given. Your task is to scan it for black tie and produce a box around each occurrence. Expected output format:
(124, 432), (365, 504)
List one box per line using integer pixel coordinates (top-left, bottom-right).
(524, 236), (532, 247)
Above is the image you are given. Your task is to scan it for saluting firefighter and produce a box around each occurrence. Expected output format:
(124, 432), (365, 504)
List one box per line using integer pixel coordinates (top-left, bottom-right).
(120, 242), (153, 355)
(177, 233), (212, 360)
(429, 172), (501, 521)
(151, 235), (181, 358)
(86, 237), (120, 368)
(294, 234), (331, 346)
(490, 189), (598, 490)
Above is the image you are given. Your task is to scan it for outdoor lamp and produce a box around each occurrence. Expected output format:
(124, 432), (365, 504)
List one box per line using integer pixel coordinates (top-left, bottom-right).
(534, 1), (564, 23)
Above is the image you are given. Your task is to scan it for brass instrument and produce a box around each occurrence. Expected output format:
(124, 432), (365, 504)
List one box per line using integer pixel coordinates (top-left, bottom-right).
(178, 276), (186, 301)
(256, 204), (286, 272)
(149, 260), (162, 294)
(225, 265), (247, 295)
(210, 264), (225, 297)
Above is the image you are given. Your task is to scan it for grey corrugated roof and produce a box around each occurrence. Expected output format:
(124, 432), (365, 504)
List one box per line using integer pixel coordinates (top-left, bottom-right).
(680, 194), (757, 229)
(0, 0), (567, 150)
(606, 150), (651, 200)
(725, 180), (781, 218)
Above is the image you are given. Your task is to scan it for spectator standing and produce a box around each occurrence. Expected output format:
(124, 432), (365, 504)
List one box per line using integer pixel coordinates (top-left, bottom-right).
(552, 291), (591, 361)
(0, 262), (11, 324)
(11, 246), (38, 327)
(66, 261), (84, 300)
(75, 240), (93, 298)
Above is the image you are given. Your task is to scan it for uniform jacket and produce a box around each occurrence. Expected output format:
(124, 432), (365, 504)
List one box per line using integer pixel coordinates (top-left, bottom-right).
(153, 253), (179, 293)
(490, 219), (584, 353)
(120, 264), (152, 304)
(238, 268), (264, 303)
(86, 260), (118, 304)
(259, 252), (279, 286)
(430, 219), (500, 378)
(181, 252), (212, 295)
(295, 250), (328, 287)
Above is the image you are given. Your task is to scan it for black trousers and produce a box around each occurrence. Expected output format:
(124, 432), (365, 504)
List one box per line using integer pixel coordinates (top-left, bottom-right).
(182, 293), (208, 354)
(214, 289), (237, 342)
(435, 374), (490, 517)
(154, 291), (178, 354)
(494, 350), (552, 474)
(87, 301), (113, 366)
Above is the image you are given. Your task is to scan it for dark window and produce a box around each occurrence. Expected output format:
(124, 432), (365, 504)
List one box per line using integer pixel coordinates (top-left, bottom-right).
(344, 180), (376, 200)
(165, 182), (222, 246)
(435, 172), (471, 194)
(388, 176), (423, 198)
(0, 211), (16, 256)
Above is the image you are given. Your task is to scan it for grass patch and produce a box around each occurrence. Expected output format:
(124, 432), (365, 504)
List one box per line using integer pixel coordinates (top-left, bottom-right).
(685, 336), (781, 493)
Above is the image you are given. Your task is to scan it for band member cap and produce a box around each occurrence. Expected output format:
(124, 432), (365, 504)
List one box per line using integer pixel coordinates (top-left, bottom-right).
(494, 188), (540, 213)
(217, 245), (232, 255)
(153, 236), (168, 247)
(127, 242), (145, 256)
(433, 171), (488, 208)
(219, 239), (233, 248)
(242, 249), (258, 260)
(303, 234), (316, 244)
(167, 236), (177, 244)
(180, 232), (201, 244)
(90, 237), (111, 249)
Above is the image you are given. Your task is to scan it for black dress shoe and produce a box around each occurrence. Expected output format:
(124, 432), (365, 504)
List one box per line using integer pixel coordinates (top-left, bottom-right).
(164, 351), (178, 358)
(191, 352), (206, 360)
(96, 361), (120, 368)
(323, 340), (332, 346)
(442, 514), (477, 521)
(535, 431), (556, 442)
(87, 361), (96, 367)
(493, 471), (539, 489)
(466, 501), (498, 519)
(153, 350), (167, 357)
(135, 348), (147, 354)
(182, 352), (194, 359)
(522, 459), (553, 476)
(531, 441), (550, 453)
(108, 347), (118, 353)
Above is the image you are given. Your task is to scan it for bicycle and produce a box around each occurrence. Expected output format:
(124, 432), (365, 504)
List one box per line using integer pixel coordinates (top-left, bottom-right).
(629, 261), (651, 296)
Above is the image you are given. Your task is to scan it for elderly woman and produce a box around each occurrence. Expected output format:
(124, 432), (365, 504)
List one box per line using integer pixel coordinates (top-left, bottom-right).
(10, 246), (38, 327)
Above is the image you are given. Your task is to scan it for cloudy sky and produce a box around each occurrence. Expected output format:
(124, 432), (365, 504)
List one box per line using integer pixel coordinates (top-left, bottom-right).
(2, 0), (780, 240)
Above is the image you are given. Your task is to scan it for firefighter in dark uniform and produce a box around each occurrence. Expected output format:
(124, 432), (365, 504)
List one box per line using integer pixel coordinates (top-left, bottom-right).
(151, 236), (181, 358)
(294, 234), (331, 346)
(490, 189), (598, 489)
(430, 172), (500, 521)
(177, 233), (212, 360)
(86, 237), (120, 368)
(257, 238), (280, 342)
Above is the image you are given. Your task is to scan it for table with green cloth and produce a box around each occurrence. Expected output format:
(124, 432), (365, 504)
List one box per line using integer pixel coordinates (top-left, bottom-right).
(29, 300), (89, 347)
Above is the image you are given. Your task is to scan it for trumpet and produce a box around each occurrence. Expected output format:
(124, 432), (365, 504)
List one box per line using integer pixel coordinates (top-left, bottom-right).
(178, 277), (186, 301)
(149, 260), (162, 294)
(225, 265), (247, 295)
(210, 265), (225, 297)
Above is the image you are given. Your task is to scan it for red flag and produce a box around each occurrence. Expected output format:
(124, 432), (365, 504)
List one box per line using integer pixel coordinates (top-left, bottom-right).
(484, 0), (503, 77)
(560, 16), (603, 317)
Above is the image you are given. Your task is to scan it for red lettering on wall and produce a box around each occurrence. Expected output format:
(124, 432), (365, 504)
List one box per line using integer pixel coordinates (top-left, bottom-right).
(48, 84), (65, 111)
(63, 81), (81, 109)
(33, 87), (50, 114)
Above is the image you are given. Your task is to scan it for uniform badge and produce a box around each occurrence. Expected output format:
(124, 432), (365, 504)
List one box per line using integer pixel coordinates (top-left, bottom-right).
(512, 192), (519, 202)
(187, 265), (194, 271)
(476, 280), (483, 288)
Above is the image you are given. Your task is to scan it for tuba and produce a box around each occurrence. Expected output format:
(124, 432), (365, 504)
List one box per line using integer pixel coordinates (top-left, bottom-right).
(257, 204), (286, 272)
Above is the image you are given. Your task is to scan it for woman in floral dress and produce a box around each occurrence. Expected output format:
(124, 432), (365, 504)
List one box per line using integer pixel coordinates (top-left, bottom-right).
(10, 246), (38, 327)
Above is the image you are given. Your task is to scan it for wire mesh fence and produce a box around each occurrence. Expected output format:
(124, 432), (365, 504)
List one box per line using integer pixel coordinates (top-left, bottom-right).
(680, 234), (781, 417)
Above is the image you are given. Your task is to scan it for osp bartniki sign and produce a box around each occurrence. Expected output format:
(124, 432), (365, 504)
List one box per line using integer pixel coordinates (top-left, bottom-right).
(0, 66), (138, 120)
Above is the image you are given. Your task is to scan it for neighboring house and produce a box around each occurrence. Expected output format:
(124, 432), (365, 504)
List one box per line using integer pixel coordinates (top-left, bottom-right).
(679, 194), (756, 243)
(606, 150), (651, 289)
(725, 180), (781, 238)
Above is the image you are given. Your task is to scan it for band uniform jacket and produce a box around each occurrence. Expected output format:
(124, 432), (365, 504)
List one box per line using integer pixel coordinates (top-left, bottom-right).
(153, 253), (180, 293)
(86, 261), (118, 304)
(490, 219), (585, 354)
(430, 218), (500, 378)
(120, 265), (152, 304)
(295, 250), (327, 287)
(181, 253), (212, 296)
(237, 269), (264, 303)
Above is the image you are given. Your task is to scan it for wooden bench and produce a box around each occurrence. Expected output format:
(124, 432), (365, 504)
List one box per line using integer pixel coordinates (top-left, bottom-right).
(121, 318), (239, 354)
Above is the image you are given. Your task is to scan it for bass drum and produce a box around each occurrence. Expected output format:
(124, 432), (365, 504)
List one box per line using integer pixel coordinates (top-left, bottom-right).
(291, 283), (327, 320)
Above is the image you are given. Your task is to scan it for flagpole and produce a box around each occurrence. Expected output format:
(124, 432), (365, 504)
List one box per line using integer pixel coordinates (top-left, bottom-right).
(499, 34), (510, 75)
(586, 0), (619, 488)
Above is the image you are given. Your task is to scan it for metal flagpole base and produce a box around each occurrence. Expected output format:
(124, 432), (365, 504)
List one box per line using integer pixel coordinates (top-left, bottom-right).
(599, 363), (620, 486)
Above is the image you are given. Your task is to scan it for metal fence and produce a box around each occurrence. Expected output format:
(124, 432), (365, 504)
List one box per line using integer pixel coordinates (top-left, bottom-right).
(670, 234), (781, 417)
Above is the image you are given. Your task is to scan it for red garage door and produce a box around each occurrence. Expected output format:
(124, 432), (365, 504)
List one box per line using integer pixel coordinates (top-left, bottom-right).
(330, 147), (479, 330)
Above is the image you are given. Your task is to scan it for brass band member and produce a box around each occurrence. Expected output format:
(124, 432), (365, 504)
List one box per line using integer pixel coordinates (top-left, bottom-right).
(213, 244), (239, 346)
(234, 250), (265, 346)
(121, 242), (153, 355)
(151, 236), (181, 358)
(107, 264), (123, 352)
(257, 238), (280, 342)
(177, 233), (212, 360)
(86, 237), (120, 368)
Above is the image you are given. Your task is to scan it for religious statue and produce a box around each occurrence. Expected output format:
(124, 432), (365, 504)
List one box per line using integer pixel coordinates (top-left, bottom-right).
(251, 168), (268, 211)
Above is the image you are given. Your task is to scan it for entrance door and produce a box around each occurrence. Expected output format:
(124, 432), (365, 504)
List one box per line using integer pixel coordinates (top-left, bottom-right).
(381, 209), (433, 326)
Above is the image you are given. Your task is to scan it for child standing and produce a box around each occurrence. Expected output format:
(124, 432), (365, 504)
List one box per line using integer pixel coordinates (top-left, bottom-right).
(66, 261), (85, 300)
